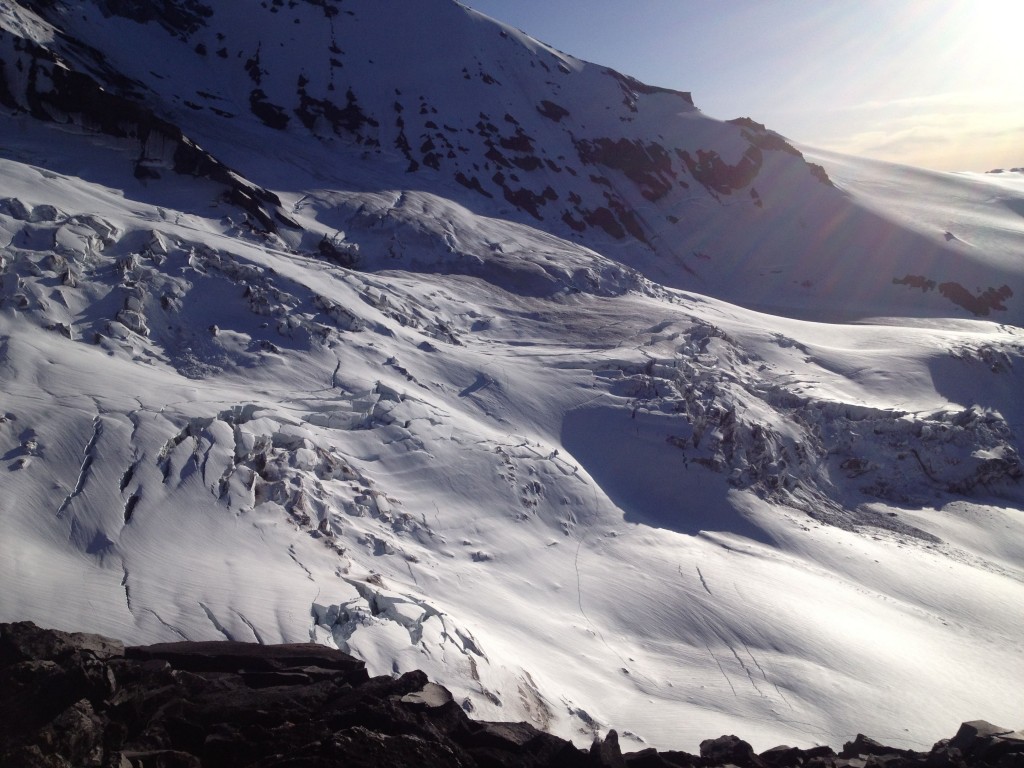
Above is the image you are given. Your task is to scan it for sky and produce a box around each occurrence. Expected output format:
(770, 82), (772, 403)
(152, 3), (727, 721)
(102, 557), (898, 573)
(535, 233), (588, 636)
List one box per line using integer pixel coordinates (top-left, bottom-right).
(462, 0), (1023, 173)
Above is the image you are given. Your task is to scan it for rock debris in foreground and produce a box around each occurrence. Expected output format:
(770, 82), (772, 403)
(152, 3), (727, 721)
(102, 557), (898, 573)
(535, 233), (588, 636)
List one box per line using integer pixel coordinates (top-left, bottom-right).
(1, 621), (1022, 768)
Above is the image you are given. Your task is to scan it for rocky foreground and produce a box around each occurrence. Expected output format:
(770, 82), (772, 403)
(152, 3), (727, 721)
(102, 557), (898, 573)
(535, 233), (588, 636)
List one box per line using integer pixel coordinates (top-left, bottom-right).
(2, 622), (1021, 768)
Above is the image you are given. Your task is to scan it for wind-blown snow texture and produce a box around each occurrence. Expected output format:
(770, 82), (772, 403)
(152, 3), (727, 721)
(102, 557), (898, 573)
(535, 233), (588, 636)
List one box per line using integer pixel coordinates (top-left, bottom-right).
(1, 0), (1022, 753)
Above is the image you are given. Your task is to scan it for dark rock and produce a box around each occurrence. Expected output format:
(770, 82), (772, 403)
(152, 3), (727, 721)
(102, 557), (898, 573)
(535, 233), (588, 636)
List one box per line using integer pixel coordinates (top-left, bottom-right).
(2, 623), (1021, 768)
(625, 747), (699, 767)
(575, 137), (675, 201)
(728, 118), (804, 157)
(501, 184), (550, 220)
(807, 162), (834, 186)
(121, 750), (202, 768)
(842, 734), (902, 758)
(36, 699), (106, 766)
(318, 235), (360, 267)
(949, 721), (1024, 762)
(499, 128), (535, 153)
(455, 172), (493, 198)
(804, 745), (839, 760)
(700, 734), (763, 768)
(591, 729), (627, 768)
(125, 639), (367, 680)
(603, 68), (694, 106)
(0, 620), (124, 666)
(937, 282), (1013, 316)
(295, 86), (380, 138)
(679, 146), (763, 196)
(0, 26), (294, 233)
(562, 211), (587, 232)
(537, 99), (570, 122)
(0, 623), (123, 741)
(4, 622), (601, 766)
(463, 721), (587, 767)
(893, 275), (937, 292)
(759, 744), (805, 767)
(249, 88), (290, 129)
(924, 741), (966, 768)
(657, 750), (700, 767)
(584, 205), (626, 239)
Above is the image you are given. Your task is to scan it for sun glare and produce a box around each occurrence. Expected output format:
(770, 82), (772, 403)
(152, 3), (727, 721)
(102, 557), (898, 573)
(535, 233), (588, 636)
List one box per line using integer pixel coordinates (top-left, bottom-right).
(966, 1), (1024, 34)
(958, 1), (1024, 69)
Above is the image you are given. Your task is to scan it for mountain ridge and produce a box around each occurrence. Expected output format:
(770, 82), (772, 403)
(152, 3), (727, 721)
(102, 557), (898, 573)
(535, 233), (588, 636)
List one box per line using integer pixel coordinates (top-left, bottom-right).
(4, 0), (1020, 323)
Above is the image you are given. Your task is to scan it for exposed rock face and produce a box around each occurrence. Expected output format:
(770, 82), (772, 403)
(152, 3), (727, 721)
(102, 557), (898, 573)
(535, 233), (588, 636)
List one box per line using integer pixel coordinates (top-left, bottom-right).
(2, 622), (1022, 768)
(0, 19), (294, 233)
(946, 722), (1024, 765)
(4, 0), (834, 261)
(700, 733), (760, 767)
(893, 276), (1014, 317)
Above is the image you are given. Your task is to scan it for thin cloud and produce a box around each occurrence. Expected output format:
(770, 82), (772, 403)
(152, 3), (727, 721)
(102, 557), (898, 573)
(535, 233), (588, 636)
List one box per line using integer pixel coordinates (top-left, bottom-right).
(801, 84), (1024, 172)
(816, 112), (1024, 171)
(842, 91), (981, 113)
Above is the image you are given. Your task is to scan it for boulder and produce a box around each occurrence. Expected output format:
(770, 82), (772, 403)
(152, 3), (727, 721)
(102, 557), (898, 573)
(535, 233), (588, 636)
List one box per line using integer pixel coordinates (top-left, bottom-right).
(948, 721), (1024, 763)
(125, 639), (366, 678)
(700, 734), (763, 767)
(591, 729), (627, 768)
(759, 745), (805, 767)
(0, 621), (124, 666)
(842, 734), (914, 759)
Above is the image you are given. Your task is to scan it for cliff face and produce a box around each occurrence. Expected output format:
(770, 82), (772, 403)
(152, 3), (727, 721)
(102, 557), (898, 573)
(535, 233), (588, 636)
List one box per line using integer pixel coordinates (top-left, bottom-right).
(2, 621), (1023, 768)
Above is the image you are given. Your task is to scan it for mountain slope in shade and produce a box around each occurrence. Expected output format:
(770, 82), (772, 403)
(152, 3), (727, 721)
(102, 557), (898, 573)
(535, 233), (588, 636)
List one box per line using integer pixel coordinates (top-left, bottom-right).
(1, 0), (1023, 753)
(4, 0), (1022, 324)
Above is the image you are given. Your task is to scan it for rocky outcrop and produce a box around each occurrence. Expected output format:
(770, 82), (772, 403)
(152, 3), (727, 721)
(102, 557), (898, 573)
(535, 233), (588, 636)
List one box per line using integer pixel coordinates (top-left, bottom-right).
(0, 22), (294, 233)
(2, 622), (1022, 768)
(2, 0), (848, 276)
(893, 276), (1014, 317)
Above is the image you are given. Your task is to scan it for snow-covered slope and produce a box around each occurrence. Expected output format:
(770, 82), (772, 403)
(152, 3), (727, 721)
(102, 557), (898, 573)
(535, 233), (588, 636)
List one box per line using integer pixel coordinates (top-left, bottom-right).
(1, 0), (1022, 753)
(4, 0), (1021, 324)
